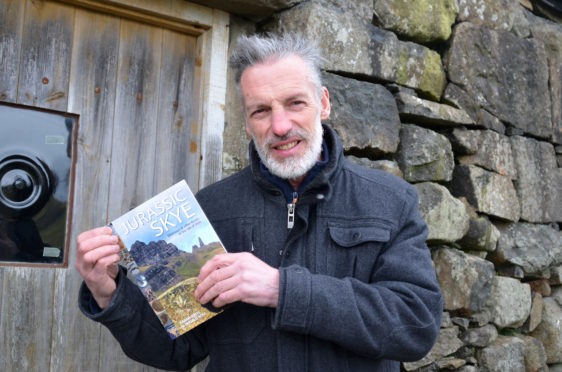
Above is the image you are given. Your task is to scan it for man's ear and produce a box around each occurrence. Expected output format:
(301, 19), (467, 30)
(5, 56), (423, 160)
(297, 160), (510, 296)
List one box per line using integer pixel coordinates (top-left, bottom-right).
(320, 87), (331, 120)
(245, 122), (253, 138)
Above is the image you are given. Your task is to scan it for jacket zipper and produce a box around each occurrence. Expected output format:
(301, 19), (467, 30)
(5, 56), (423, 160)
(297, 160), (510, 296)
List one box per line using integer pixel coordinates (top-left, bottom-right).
(287, 192), (298, 229)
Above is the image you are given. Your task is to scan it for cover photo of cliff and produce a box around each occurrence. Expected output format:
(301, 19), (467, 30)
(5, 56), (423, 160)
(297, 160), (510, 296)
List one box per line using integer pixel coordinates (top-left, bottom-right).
(110, 180), (226, 339)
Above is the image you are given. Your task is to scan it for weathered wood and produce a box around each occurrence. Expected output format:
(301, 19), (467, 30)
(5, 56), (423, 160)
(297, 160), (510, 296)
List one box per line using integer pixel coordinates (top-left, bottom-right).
(0, 267), (55, 372)
(56, 0), (208, 36)
(106, 19), (163, 214)
(50, 8), (121, 372)
(57, 0), (214, 33)
(0, 0), (229, 370)
(0, 0), (24, 103)
(101, 19), (163, 371)
(17, 0), (74, 110)
(153, 30), (199, 192)
(196, 10), (229, 189)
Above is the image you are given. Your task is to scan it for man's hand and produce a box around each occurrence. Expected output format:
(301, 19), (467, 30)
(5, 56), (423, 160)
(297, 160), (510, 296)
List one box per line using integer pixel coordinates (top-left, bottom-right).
(194, 252), (279, 308)
(75, 226), (121, 309)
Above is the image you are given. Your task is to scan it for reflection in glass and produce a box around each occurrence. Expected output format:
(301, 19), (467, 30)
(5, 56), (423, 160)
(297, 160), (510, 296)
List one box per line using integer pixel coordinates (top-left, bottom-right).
(0, 104), (75, 264)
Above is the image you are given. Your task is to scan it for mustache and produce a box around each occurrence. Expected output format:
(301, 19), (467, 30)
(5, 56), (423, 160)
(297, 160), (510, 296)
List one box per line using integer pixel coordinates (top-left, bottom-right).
(263, 128), (311, 147)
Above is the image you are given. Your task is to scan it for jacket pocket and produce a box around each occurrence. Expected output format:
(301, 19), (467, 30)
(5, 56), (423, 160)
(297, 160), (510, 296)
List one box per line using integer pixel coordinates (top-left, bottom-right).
(326, 222), (391, 280)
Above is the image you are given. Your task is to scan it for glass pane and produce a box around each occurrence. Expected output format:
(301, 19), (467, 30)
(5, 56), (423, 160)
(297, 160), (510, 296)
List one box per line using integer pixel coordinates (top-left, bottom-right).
(0, 104), (75, 264)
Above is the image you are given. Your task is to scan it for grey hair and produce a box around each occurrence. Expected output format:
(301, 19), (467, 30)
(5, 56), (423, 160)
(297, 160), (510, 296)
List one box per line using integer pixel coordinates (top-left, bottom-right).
(229, 33), (325, 99)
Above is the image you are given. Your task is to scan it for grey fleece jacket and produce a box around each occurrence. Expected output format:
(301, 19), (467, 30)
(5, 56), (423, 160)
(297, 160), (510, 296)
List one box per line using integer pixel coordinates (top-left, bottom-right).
(78, 125), (443, 371)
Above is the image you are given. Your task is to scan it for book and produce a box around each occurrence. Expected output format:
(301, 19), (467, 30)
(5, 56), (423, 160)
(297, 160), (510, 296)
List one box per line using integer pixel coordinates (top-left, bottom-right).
(109, 180), (226, 339)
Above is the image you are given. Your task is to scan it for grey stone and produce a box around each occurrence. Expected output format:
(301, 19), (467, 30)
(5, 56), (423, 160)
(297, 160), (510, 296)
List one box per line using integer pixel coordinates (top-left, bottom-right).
(415, 182), (470, 244)
(322, 72), (400, 156)
(396, 125), (455, 182)
(493, 222), (562, 277)
(457, 0), (530, 36)
(435, 358), (466, 370)
(345, 156), (403, 179)
(523, 292), (543, 333)
(457, 130), (517, 179)
(485, 276), (531, 329)
(451, 317), (470, 331)
(187, 0), (304, 21)
(477, 109), (506, 134)
(442, 83), (480, 122)
(445, 127), (480, 156)
(266, 2), (446, 100)
(515, 335), (548, 372)
(441, 311), (452, 328)
(457, 215), (500, 252)
(403, 326), (464, 371)
(447, 22), (552, 139)
(460, 324), (498, 347)
(551, 265), (562, 285)
(451, 165), (521, 222)
(530, 298), (562, 363)
(553, 287), (562, 308)
(316, 0), (374, 22)
(432, 247), (495, 314)
(529, 14), (562, 144)
(511, 135), (562, 223)
(372, 0), (458, 43)
(477, 336), (526, 372)
(454, 366), (478, 372)
(395, 92), (475, 128)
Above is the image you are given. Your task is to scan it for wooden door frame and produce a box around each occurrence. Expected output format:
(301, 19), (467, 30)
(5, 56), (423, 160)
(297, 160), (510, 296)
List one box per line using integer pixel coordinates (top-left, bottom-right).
(57, 0), (229, 188)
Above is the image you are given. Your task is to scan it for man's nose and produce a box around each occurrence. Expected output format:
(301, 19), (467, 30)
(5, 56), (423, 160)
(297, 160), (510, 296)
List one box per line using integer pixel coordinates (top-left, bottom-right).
(271, 109), (292, 138)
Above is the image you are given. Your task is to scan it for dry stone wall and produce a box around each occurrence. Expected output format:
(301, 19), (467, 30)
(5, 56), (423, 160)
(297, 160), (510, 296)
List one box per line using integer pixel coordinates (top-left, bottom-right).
(217, 0), (562, 370)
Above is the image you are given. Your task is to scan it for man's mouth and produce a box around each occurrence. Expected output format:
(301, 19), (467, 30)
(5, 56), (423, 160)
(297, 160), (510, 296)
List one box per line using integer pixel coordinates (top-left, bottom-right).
(275, 140), (299, 151)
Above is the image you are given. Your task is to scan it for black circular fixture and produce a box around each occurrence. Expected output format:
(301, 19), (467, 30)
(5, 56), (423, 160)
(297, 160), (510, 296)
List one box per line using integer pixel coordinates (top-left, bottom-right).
(0, 154), (52, 219)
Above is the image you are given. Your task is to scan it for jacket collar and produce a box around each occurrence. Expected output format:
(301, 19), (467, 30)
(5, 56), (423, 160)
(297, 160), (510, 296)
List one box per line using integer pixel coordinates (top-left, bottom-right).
(249, 124), (343, 205)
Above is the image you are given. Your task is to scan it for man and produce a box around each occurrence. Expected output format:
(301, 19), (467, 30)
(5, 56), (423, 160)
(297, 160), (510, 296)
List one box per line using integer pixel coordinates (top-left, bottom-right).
(76, 33), (442, 371)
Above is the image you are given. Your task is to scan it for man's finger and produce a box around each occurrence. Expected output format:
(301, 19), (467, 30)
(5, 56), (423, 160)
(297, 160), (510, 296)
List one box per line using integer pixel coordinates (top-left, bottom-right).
(197, 275), (239, 306)
(195, 263), (237, 301)
(77, 226), (113, 244)
(197, 253), (236, 283)
(82, 244), (121, 267)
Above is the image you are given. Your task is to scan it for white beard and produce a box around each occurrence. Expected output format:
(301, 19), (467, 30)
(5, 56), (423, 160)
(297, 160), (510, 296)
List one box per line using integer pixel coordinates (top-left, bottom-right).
(252, 116), (324, 181)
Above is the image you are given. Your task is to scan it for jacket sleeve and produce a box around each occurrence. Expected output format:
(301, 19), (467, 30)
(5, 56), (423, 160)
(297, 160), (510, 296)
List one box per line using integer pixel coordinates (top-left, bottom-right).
(78, 266), (208, 370)
(272, 186), (443, 361)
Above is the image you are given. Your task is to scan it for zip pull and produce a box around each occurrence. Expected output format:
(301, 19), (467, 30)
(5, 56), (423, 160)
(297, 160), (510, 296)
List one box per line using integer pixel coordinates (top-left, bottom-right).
(287, 192), (298, 229)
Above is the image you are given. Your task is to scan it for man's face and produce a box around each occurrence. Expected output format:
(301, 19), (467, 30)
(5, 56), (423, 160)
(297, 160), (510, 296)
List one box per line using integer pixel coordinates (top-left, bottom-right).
(240, 54), (331, 181)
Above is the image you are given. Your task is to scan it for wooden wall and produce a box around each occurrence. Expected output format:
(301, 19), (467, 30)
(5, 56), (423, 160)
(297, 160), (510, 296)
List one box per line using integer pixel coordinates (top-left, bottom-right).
(0, 0), (228, 370)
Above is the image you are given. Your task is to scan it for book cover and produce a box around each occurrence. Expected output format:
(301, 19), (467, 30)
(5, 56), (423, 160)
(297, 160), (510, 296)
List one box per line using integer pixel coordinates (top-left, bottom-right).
(109, 180), (226, 339)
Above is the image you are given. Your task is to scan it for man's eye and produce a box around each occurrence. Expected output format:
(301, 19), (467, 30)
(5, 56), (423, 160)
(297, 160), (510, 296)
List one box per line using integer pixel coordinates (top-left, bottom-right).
(251, 108), (266, 117)
(290, 101), (305, 109)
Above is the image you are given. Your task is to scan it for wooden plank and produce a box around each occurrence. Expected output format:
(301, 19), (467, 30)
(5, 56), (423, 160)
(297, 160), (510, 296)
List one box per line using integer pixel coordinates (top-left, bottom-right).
(57, 0), (213, 33)
(100, 18), (163, 371)
(49, 8), (121, 372)
(0, 267), (55, 371)
(0, 0), (25, 103)
(17, 0), (74, 110)
(153, 30), (199, 192)
(196, 10), (229, 189)
(106, 19), (163, 215)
